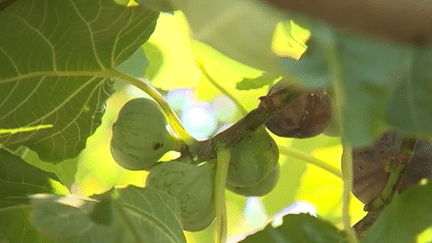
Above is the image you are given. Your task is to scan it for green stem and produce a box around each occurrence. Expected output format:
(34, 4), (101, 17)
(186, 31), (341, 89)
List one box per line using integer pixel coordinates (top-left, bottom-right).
(341, 144), (358, 243)
(325, 39), (358, 243)
(214, 147), (230, 243)
(197, 63), (248, 116)
(366, 137), (416, 211)
(278, 145), (341, 178)
(108, 69), (197, 148)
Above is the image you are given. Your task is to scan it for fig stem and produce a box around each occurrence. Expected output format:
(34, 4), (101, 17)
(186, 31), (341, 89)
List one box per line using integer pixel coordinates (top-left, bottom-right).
(341, 144), (358, 243)
(107, 69), (198, 149)
(278, 145), (341, 178)
(197, 62), (249, 116)
(365, 136), (416, 211)
(214, 147), (230, 243)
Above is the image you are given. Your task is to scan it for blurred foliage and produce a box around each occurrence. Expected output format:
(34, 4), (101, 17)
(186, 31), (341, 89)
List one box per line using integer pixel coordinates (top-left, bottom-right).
(241, 214), (348, 243)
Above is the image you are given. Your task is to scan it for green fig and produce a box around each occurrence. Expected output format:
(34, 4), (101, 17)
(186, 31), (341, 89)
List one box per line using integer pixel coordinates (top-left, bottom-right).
(111, 98), (179, 170)
(227, 127), (279, 187)
(146, 161), (215, 232)
(226, 163), (279, 197)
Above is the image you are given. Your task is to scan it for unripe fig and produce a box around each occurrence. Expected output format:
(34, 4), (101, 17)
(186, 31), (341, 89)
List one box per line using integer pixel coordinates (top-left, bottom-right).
(227, 127), (279, 187)
(265, 81), (332, 138)
(111, 98), (179, 170)
(145, 161), (215, 232)
(226, 163), (279, 197)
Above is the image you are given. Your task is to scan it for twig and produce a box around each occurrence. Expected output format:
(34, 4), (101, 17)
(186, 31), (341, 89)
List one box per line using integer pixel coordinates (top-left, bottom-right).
(278, 145), (341, 178)
(108, 69), (197, 148)
(197, 62), (249, 116)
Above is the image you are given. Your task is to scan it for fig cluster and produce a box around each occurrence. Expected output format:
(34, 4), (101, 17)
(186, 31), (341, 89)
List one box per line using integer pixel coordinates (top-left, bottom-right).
(111, 98), (216, 231)
(110, 98), (281, 232)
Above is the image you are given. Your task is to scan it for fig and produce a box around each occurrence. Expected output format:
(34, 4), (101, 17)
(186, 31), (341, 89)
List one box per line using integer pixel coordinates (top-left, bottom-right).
(399, 139), (432, 191)
(145, 161), (215, 232)
(226, 163), (279, 197)
(352, 131), (405, 204)
(111, 98), (179, 170)
(227, 127), (279, 187)
(265, 81), (332, 138)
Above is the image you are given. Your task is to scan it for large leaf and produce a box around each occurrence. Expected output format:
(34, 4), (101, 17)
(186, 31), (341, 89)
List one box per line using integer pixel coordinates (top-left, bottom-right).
(0, 205), (54, 243)
(23, 149), (78, 189)
(385, 46), (432, 133)
(362, 181), (432, 243)
(239, 213), (347, 243)
(159, 0), (282, 73)
(0, 148), (67, 208)
(280, 13), (432, 147)
(31, 186), (186, 243)
(0, 0), (158, 162)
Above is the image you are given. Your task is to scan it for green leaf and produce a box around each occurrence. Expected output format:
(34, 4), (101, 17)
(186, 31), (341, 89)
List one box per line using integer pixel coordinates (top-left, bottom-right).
(235, 73), (280, 91)
(115, 186), (186, 243)
(335, 32), (412, 146)
(116, 46), (149, 79)
(0, 0), (158, 162)
(385, 46), (432, 133)
(0, 148), (67, 208)
(171, 0), (286, 73)
(240, 213), (347, 243)
(362, 181), (432, 243)
(31, 186), (186, 243)
(143, 42), (165, 81)
(23, 149), (78, 189)
(279, 36), (332, 88)
(0, 205), (54, 243)
(279, 13), (432, 146)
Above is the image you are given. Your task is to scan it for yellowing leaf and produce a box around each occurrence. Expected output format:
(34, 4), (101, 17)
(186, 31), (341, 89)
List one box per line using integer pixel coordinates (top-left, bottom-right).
(192, 41), (268, 110)
(143, 12), (201, 89)
(272, 21), (310, 60)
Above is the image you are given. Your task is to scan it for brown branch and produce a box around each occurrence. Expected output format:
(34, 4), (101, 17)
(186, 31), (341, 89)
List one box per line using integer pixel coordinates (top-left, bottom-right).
(264, 0), (432, 45)
(353, 208), (384, 240)
(194, 84), (304, 161)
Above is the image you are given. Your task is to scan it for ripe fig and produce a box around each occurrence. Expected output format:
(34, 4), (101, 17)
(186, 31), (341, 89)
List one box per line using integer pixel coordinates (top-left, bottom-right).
(399, 139), (432, 191)
(265, 81), (332, 138)
(227, 127), (279, 187)
(226, 163), (279, 197)
(111, 98), (180, 170)
(352, 131), (404, 204)
(145, 161), (215, 232)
